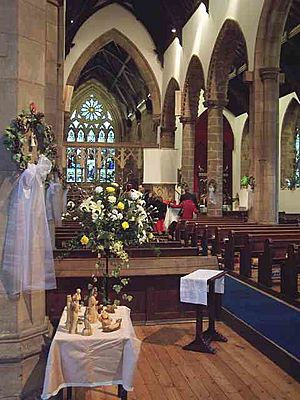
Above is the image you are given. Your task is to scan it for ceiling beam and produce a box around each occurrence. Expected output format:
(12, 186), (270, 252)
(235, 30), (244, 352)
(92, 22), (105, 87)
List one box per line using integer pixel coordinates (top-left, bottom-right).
(110, 55), (131, 90)
(282, 23), (300, 44)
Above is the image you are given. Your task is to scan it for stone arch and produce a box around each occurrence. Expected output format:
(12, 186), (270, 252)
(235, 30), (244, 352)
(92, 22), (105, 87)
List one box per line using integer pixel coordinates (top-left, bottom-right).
(250, 0), (293, 223)
(206, 19), (248, 104)
(182, 55), (205, 120)
(66, 29), (161, 117)
(161, 78), (180, 148)
(280, 98), (300, 187)
(240, 117), (250, 179)
(162, 78), (180, 129)
(254, 0), (292, 69)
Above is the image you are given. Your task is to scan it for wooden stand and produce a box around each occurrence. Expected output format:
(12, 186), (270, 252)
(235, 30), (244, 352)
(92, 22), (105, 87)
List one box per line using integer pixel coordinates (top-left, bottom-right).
(183, 271), (227, 354)
(65, 385), (127, 399)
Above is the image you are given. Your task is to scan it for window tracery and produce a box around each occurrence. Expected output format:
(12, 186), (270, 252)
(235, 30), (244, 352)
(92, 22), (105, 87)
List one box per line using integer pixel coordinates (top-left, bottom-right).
(66, 94), (116, 183)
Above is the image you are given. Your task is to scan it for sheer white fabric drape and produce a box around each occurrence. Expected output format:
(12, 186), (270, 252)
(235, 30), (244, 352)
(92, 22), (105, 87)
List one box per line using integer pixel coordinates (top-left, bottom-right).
(2, 155), (56, 295)
(46, 181), (63, 227)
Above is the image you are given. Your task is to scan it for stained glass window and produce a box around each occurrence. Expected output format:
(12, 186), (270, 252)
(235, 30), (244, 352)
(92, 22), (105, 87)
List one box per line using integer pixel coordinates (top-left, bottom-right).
(66, 93), (116, 183)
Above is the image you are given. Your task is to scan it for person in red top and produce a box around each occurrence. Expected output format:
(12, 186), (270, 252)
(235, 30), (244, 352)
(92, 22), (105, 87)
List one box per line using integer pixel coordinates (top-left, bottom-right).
(170, 199), (198, 219)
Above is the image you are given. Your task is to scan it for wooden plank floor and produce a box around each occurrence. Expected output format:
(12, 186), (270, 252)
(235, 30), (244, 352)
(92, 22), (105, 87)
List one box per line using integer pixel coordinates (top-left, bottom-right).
(73, 322), (300, 400)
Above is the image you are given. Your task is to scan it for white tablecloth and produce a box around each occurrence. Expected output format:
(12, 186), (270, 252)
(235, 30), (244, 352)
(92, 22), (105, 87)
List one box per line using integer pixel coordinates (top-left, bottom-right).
(180, 269), (225, 305)
(41, 306), (141, 399)
(164, 207), (180, 230)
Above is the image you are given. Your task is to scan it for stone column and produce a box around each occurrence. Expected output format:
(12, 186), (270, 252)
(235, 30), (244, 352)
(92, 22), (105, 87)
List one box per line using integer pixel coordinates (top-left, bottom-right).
(160, 126), (175, 148)
(180, 117), (196, 190)
(0, 1), (49, 398)
(253, 68), (280, 224)
(205, 101), (225, 217)
(45, 0), (64, 170)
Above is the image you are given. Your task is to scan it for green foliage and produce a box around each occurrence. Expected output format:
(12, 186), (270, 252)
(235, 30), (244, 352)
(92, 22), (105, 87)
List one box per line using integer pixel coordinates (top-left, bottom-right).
(4, 103), (57, 171)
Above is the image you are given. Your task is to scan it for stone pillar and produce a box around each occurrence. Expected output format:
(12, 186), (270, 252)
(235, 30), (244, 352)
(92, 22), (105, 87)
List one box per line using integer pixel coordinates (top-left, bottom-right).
(160, 126), (175, 148)
(0, 1), (49, 398)
(45, 0), (64, 170)
(243, 71), (256, 221)
(180, 117), (196, 190)
(206, 101), (225, 217)
(252, 68), (280, 224)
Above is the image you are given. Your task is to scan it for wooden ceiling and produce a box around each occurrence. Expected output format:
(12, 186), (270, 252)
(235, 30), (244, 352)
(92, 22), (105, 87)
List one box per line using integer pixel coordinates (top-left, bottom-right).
(66, 0), (209, 62)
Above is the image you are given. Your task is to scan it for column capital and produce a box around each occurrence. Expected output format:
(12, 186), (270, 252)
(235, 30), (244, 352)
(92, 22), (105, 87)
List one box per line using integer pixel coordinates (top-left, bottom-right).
(259, 67), (280, 81)
(160, 125), (177, 133)
(243, 70), (254, 83)
(152, 113), (161, 123)
(180, 116), (196, 125)
(203, 99), (228, 109)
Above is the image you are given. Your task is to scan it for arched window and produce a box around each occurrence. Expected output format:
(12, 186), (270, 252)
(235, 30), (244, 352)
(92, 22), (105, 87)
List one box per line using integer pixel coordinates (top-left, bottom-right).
(66, 94), (116, 183)
(294, 126), (300, 187)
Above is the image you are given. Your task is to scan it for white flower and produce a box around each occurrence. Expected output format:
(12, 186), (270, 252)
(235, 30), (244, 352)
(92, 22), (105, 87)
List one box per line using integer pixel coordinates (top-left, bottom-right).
(129, 189), (141, 201)
(79, 196), (93, 212)
(72, 216), (78, 221)
(95, 186), (103, 194)
(90, 200), (103, 214)
(108, 195), (116, 203)
(117, 213), (123, 220)
(92, 212), (99, 222)
(67, 200), (75, 209)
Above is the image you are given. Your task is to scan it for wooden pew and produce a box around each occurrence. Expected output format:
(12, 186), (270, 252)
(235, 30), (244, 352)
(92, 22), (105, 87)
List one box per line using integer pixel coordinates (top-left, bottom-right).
(239, 232), (300, 279)
(281, 244), (300, 298)
(224, 227), (300, 270)
(257, 238), (300, 288)
(175, 219), (251, 251)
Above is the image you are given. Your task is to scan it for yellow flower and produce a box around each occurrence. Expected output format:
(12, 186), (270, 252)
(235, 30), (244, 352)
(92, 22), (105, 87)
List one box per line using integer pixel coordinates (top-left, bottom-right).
(80, 235), (89, 245)
(122, 221), (129, 230)
(106, 186), (115, 193)
(148, 232), (154, 239)
(117, 201), (125, 210)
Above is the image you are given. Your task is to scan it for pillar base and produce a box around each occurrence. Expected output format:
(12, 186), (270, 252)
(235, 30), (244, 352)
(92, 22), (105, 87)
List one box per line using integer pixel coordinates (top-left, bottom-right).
(0, 323), (49, 399)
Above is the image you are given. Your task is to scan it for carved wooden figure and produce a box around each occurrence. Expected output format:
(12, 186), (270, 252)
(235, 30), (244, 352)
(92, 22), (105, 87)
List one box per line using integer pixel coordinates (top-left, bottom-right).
(69, 300), (80, 334)
(87, 292), (99, 323)
(82, 307), (93, 336)
(65, 294), (72, 331)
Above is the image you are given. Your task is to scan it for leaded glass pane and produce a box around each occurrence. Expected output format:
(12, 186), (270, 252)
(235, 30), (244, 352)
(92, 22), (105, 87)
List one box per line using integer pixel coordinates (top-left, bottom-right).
(87, 129), (96, 142)
(66, 92), (116, 183)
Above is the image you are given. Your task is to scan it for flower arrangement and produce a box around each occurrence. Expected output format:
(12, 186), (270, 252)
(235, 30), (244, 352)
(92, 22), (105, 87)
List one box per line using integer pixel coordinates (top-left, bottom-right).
(4, 102), (57, 170)
(65, 183), (154, 305)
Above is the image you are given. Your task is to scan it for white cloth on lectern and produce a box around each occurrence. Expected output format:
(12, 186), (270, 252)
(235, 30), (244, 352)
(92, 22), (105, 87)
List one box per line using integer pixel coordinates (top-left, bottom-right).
(46, 182), (63, 226)
(2, 155), (56, 295)
(180, 269), (224, 305)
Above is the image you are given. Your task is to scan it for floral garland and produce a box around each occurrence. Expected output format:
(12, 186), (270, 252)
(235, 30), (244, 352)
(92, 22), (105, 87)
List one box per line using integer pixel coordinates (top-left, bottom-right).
(4, 102), (57, 170)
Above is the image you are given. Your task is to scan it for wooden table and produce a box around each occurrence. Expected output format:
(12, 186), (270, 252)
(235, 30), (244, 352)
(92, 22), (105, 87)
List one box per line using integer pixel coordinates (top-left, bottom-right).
(180, 270), (227, 353)
(41, 306), (140, 400)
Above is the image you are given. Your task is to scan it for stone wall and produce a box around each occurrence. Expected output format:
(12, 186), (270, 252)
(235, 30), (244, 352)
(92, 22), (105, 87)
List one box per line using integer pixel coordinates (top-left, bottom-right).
(280, 100), (300, 187)
(0, 1), (58, 398)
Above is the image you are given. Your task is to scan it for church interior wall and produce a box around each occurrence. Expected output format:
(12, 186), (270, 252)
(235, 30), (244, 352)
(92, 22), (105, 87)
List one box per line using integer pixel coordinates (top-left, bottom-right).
(127, 107), (157, 145)
(64, 3), (163, 92)
(162, 0), (264, 102)
(279, 93), (300, 212)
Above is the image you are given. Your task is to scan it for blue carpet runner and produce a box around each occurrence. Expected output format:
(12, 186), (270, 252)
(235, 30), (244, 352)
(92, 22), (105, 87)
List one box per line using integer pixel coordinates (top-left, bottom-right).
(223, 275), (300, 360)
